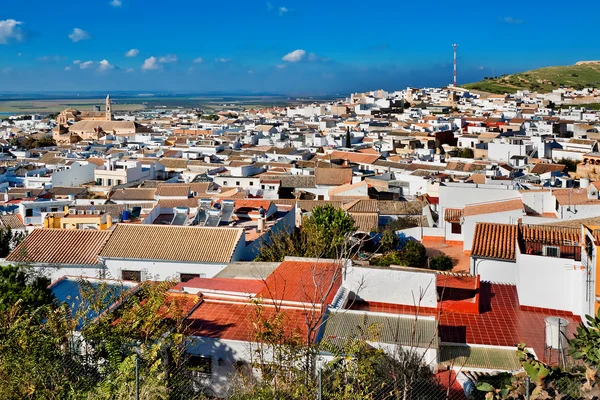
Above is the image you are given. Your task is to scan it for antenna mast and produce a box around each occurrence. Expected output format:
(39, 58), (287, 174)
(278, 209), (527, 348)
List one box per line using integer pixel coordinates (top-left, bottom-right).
(452, 44), (458, 87)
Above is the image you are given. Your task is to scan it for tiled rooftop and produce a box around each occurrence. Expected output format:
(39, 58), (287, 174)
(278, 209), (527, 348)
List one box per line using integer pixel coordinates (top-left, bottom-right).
(471, 223), (518, 261)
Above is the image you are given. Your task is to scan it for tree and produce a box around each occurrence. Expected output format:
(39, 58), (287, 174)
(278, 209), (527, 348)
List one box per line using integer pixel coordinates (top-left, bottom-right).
(0, 264), (53, 311)
(428, 255), (453, 271)
(398, 240), (427, 267)
(256, 205), (356, 261)
(379, 228), (399, 253)
(557, 157), (578, 173)
(455, 147), (474, 158)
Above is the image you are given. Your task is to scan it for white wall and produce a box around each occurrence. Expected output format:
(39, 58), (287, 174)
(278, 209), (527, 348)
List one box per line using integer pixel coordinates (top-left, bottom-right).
(51, 162), (96, 187)
(516, 248), (584, 314)
(33, 264), (105, 284)
(472, 258), (517, 284)
(104, 258), (228, 281)
(343, 265), (437, 308)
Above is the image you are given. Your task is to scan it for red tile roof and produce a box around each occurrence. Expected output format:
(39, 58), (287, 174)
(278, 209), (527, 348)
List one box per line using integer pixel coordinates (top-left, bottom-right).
(463, 199), (524, 217)
(471, 223), (518, 261)
(444, 208), (463, 223)
(7, 228), (111, 266)
(258, 259), (342, 306)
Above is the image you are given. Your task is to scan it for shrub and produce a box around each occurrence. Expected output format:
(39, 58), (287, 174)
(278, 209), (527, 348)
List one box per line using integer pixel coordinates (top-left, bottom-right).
(428, 255), (453, 271)
(400, 240), (427, 267)
(379, 229), (398, 253)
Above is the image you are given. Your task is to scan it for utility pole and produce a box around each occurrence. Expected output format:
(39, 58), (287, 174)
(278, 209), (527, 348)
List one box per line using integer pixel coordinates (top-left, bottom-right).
(452, 44), (458, 87)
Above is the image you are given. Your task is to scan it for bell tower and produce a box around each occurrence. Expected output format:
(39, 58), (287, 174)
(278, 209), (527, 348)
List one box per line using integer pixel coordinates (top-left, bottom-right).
(105, 94), (112, 120)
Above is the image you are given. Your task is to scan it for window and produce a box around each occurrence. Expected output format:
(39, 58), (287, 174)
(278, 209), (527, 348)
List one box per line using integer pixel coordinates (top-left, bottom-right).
(96, 178), (102, 185)
(180, 273), (200, 282)
(451, 223), (462, 234)
(121, 270), (141, 282)
(25, 208), (33, 217)
(261, 185), (266, 190)
(223, 181), (228, 186)
(249, 181), (254, 186)
(188, 356), (212, 375)
(106, 179), (112, 186)
(269, 186), (275, 190)
(543, 246), (560, 258)
(235, 181), (240, 186)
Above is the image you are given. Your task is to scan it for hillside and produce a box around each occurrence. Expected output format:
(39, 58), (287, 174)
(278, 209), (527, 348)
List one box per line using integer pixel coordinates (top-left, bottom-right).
(462, 62), (600, 94)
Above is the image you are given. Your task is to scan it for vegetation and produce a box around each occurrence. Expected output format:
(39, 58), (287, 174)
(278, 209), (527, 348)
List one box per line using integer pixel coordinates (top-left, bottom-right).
(21, 136), (56, 149)
(428, 255), (454, 271)
(570, 308), (600, 388)
(560, 103), (600, 111)
(371, 240), (427, 268)
(556, 157), (579, 173)
(0, 226), (26, 258)
(455, 147), (475, 158)
(463, 63), (600, 94)
(379, 228), (399, 253)
(384, 216), (419, 231)
(0, 264), (53, 311)
(256, 205), (356, 261)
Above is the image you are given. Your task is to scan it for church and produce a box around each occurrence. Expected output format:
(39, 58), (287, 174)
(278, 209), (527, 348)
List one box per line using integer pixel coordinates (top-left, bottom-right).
(53, 95), (151, 145)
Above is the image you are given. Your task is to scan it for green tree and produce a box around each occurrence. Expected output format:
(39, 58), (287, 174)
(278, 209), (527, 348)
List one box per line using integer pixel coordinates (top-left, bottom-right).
(556, 157), (578, 173)
(379, 228), (399, 253)
(570, 310), (600, 388)
(456, 147), (474, 158)
(256, 205), (356, 261)
(428, 255), (453, 271)
(399, 240), (427, 267)
(0, 264), (53, 311)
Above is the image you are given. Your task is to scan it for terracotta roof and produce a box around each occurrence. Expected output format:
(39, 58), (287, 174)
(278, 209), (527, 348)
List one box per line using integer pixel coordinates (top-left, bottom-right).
(465, 173), (486, 184)
(554, 188), (600, 206)
(157, 198), (200, 208)
(7, 228), (111, 266)
(520, 224), (580, 245)
(315, 167), (353, 186)
(158, 158), (188, 170)
(156, 184), (190, 197)
(530, 163), (565, 175)
(328, 181), (368, 197)
(471, 223), (518, 261)
(444, 208), (463, 223)
(258, 259), (342, 305)
(0, 214), (25, 230)
(349, 212), (379, 232)
(463, 199), (524, 217)
(185, 299), (312, 341)
(328, 150), (380, 165)
(110, 188), (157, 201)
(86, 157), (106, 166)
(296, 200), (343, 212)
(99, 224), (243, 263)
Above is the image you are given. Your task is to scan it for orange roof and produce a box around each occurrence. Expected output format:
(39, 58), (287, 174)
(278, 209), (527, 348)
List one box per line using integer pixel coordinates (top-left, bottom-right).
(554, 188), (600, 206)
(315, 167), (353, 186)
(471, 223), (518, 261)
(172, 277), (265, 294)
(463, 199), (523, 217)
(530, 163), (565, 175)
(444, 208), (463, 223)
(7, 228), (111, 266)
(258, 259), (342, 305)
(328, 150), (380, 165)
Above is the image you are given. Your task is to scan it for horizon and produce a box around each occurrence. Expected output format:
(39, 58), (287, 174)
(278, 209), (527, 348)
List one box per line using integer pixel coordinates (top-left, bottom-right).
(1, 0), (599, 93)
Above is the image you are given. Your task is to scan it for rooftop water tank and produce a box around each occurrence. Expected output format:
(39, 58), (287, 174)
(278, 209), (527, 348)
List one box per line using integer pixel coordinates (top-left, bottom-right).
(122, 209), (131, 222)
(545, 316), (569, 350)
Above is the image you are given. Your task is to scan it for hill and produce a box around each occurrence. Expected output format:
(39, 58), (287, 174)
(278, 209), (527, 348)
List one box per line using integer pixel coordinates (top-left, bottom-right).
(462, 62), (600, 94)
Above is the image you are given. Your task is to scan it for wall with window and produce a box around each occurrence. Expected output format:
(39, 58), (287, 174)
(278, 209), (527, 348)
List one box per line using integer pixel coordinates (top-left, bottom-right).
(104, 259), (233, 282)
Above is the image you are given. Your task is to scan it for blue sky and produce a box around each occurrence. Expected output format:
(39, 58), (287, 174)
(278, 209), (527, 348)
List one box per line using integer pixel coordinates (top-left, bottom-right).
(0, 0), (599, 94)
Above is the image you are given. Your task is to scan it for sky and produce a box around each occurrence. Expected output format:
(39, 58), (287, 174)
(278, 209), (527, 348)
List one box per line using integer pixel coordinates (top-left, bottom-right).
(0, 0), (599, 94)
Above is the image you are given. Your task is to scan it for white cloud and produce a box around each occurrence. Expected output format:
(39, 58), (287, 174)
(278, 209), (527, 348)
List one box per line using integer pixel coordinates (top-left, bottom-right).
(282, 49), (305, 62)
(38, 55), (66, 62)
(17, 52), (21, 57)
(110, 0), (122, 6)
(500, 16), (523, 24)
(278, 6), (288, 16)
(0, 19), (24, 44)
(125, 68), (135, 73)
(125, 48), (139, 57)
(69, 28), (90, 43)
(64, 66), (72, 71)
(2, 67), (12, 74)
(142, 56), (160, 70)
(477, 66), (485, 71)
(158, 54), (177, 63)
(193, 57), (203, 64)
(73, 60), (81, 64)
(79, 61), (94, 69)
(276, 64), (286, 69)
(216, 58), (231, 63)
(98, 59), (114, 71)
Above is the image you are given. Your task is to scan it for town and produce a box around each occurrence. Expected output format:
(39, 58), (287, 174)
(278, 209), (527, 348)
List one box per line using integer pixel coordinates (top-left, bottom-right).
(2, 80), (600, 399)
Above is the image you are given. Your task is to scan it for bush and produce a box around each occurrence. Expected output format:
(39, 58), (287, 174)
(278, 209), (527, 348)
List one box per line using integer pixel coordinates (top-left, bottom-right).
(370, 240), (427, 268)
(428, 255), (453, 271)
(401, 240), (427, 267)
(379, 229), (398, 253)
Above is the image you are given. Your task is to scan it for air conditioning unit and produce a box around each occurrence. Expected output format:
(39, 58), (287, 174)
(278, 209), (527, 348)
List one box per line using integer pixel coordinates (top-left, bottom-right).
(77, 210), (85, 215)
(93, 210), (101, 215)
(69, 209), (76, 215)
(85, 210), (92, 215)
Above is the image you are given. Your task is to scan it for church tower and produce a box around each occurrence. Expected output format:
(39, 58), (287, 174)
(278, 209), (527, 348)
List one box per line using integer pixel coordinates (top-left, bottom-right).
(105, 94), (113, 120)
